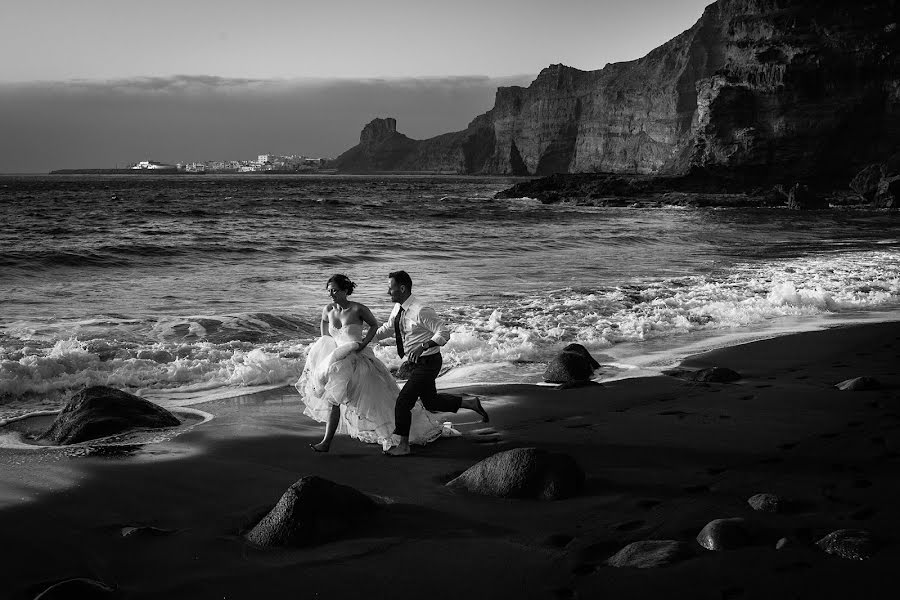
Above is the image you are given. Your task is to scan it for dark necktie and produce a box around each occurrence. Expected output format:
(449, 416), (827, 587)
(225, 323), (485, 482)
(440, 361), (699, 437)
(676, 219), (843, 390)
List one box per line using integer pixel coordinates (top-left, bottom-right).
(394, 307), (405, 358)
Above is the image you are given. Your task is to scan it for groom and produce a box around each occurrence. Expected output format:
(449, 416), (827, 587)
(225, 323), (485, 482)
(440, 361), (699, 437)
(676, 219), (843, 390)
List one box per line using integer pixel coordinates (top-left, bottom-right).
(373, 270), (489, 456)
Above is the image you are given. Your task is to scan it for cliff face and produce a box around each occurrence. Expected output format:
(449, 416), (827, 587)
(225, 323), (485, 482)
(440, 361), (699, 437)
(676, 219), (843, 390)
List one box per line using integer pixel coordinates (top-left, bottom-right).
(334, 0), (900, 184)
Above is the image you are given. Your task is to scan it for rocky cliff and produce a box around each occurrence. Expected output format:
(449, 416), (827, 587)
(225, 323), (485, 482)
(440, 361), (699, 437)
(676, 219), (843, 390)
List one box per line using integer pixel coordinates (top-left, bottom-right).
(333, 0), (900, 187)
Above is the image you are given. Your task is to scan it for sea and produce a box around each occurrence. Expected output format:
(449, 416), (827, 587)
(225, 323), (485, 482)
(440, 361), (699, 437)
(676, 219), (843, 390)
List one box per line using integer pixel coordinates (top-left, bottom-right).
(2, 174), (899, 419)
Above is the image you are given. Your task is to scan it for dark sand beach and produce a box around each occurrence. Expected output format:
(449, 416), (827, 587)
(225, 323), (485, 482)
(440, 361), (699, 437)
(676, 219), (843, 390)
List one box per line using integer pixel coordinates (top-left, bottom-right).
(2, 321), (899, 599)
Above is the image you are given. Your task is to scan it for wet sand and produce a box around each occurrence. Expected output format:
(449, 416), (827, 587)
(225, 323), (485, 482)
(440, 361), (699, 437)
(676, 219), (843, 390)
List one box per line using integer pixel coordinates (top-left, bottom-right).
(1, 321), (899, 599)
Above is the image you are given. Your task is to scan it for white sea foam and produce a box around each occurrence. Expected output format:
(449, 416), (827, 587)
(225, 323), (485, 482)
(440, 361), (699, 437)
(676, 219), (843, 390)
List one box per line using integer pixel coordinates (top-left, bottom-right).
(2, 250), (899, 416)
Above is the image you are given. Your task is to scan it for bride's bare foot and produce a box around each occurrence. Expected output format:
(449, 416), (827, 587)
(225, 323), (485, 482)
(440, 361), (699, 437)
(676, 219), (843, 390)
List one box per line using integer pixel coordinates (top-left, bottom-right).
(383, 442), (411, 457)
(309, 442), (330, 453)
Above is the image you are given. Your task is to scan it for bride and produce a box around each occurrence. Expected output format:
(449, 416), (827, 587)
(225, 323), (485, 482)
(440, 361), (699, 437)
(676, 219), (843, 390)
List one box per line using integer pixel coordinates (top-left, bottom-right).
(296, 274), (446, 452)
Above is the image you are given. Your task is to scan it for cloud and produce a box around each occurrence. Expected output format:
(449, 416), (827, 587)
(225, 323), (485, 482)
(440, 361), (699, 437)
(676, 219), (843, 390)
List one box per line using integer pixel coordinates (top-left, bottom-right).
(0, 74), (534, 172)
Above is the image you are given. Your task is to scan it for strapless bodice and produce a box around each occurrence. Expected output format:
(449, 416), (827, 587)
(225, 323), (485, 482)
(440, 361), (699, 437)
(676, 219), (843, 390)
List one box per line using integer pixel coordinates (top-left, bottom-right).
(329, 323), (363, 344)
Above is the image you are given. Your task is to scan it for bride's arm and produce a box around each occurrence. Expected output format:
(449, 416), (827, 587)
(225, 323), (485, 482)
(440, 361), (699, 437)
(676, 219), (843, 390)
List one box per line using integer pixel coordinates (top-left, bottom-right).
(320, 306), (331, 337)
(356, 304), (379, 350)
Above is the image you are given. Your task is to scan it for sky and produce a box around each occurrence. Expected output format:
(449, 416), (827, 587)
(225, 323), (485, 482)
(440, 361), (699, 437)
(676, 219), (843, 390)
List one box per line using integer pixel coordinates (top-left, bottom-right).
(0, 0), (713, 173)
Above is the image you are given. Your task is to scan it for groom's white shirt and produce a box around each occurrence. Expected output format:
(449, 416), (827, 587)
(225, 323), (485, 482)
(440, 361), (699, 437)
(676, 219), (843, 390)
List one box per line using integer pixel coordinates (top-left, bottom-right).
(374, 294), (449, 356)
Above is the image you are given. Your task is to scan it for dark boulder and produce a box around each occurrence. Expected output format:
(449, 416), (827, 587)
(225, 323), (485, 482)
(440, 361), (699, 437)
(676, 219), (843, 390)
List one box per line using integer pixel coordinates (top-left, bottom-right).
(786, 183), (828, 210)
(40, 386), (180, 445)
(874, 175), (900, 209)
(543, 343), (601, 387)
(696, 517), (754, 550)
(392, 361), (415, 379)
(606, 540), (695, 568)
(747, 492), (783, 513)
(816, 529), (875, 560)
(849, 164), (885, 202)
(663, 366), (741, 383)
(245, 476), (377, 547)
(694, 367), (741, 383)
(447, 447), (585, 500)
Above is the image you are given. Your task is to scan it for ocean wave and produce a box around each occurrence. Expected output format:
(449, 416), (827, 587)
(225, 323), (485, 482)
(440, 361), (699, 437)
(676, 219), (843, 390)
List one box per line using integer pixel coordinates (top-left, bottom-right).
(440, 250), (900, 365)
(150, 312), (318, 343)
(0, 337), (306, 402)
(0, 250), (132, 269)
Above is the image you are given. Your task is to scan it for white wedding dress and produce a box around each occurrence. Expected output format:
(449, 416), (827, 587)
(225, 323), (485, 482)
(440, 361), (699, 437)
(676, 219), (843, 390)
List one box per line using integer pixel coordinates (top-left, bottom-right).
(296, 323), (446, 446)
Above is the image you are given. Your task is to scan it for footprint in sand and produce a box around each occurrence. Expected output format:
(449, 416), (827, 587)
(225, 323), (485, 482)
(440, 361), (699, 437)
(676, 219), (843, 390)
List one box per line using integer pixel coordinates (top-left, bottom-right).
(635, 498), (661, 510)
(474, 438), (503, 445)
(472, 427), (502, 444)
(658, 410), (692, 419)
(576, 540), (622, 562)
(774, 561), (813, 573)
(543, 533), (575, 548)
(613, 519), (645, 532)
(683, 483), (711, 494)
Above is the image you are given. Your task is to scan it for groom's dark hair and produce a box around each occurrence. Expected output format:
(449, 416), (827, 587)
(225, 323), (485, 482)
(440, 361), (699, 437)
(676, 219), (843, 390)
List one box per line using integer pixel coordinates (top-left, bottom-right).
(389, 270), (412, 290)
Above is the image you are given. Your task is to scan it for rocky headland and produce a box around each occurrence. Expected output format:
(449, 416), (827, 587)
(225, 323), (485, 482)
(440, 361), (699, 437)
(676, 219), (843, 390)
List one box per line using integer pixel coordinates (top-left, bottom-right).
(333, 0), (900, 207)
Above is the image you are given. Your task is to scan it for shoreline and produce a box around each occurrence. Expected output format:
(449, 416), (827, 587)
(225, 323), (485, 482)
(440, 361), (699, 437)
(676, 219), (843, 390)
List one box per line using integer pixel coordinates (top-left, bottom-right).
(1, 321), (899, 598)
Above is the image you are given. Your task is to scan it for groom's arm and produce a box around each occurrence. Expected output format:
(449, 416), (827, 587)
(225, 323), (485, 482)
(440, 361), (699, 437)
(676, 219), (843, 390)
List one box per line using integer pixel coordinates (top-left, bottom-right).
(371, 307), (396, 343)
(418, 306), (450, 348)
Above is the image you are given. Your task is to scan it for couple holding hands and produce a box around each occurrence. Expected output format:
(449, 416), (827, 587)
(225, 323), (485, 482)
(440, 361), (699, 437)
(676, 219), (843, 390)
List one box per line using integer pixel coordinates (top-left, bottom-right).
(296, 270), (488, 456)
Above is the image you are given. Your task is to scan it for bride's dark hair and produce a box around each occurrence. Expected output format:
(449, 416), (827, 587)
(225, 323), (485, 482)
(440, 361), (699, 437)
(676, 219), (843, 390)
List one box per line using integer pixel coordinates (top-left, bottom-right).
(326, 273), (356, 295)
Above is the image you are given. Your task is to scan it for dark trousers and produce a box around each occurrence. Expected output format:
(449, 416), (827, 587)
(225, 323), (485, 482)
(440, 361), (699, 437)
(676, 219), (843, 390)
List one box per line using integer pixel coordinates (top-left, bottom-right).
(394, 353), (461, 437)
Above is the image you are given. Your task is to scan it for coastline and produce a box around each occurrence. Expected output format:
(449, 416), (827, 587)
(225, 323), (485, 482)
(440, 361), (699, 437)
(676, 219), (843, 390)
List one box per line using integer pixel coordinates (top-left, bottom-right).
(1, 321), (899, 598)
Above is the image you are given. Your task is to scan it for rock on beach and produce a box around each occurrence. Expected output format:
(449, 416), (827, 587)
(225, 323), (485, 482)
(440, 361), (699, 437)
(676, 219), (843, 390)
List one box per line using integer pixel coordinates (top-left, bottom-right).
(834, 376), (880, 391)
(40, 385), (180, 445)
(543, 343), (601, 388)
(447, 447), (585, 500)
(696, 518), (755, 551)
(246, 476), (377, 547)
(816, 529), (875, 560)
(606, 540), (695, 568)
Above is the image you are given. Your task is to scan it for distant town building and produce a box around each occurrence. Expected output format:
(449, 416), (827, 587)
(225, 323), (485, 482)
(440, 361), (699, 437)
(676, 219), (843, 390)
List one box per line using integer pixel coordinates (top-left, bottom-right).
(165, 154), (333, 174)
(132, 160), (175, 170)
